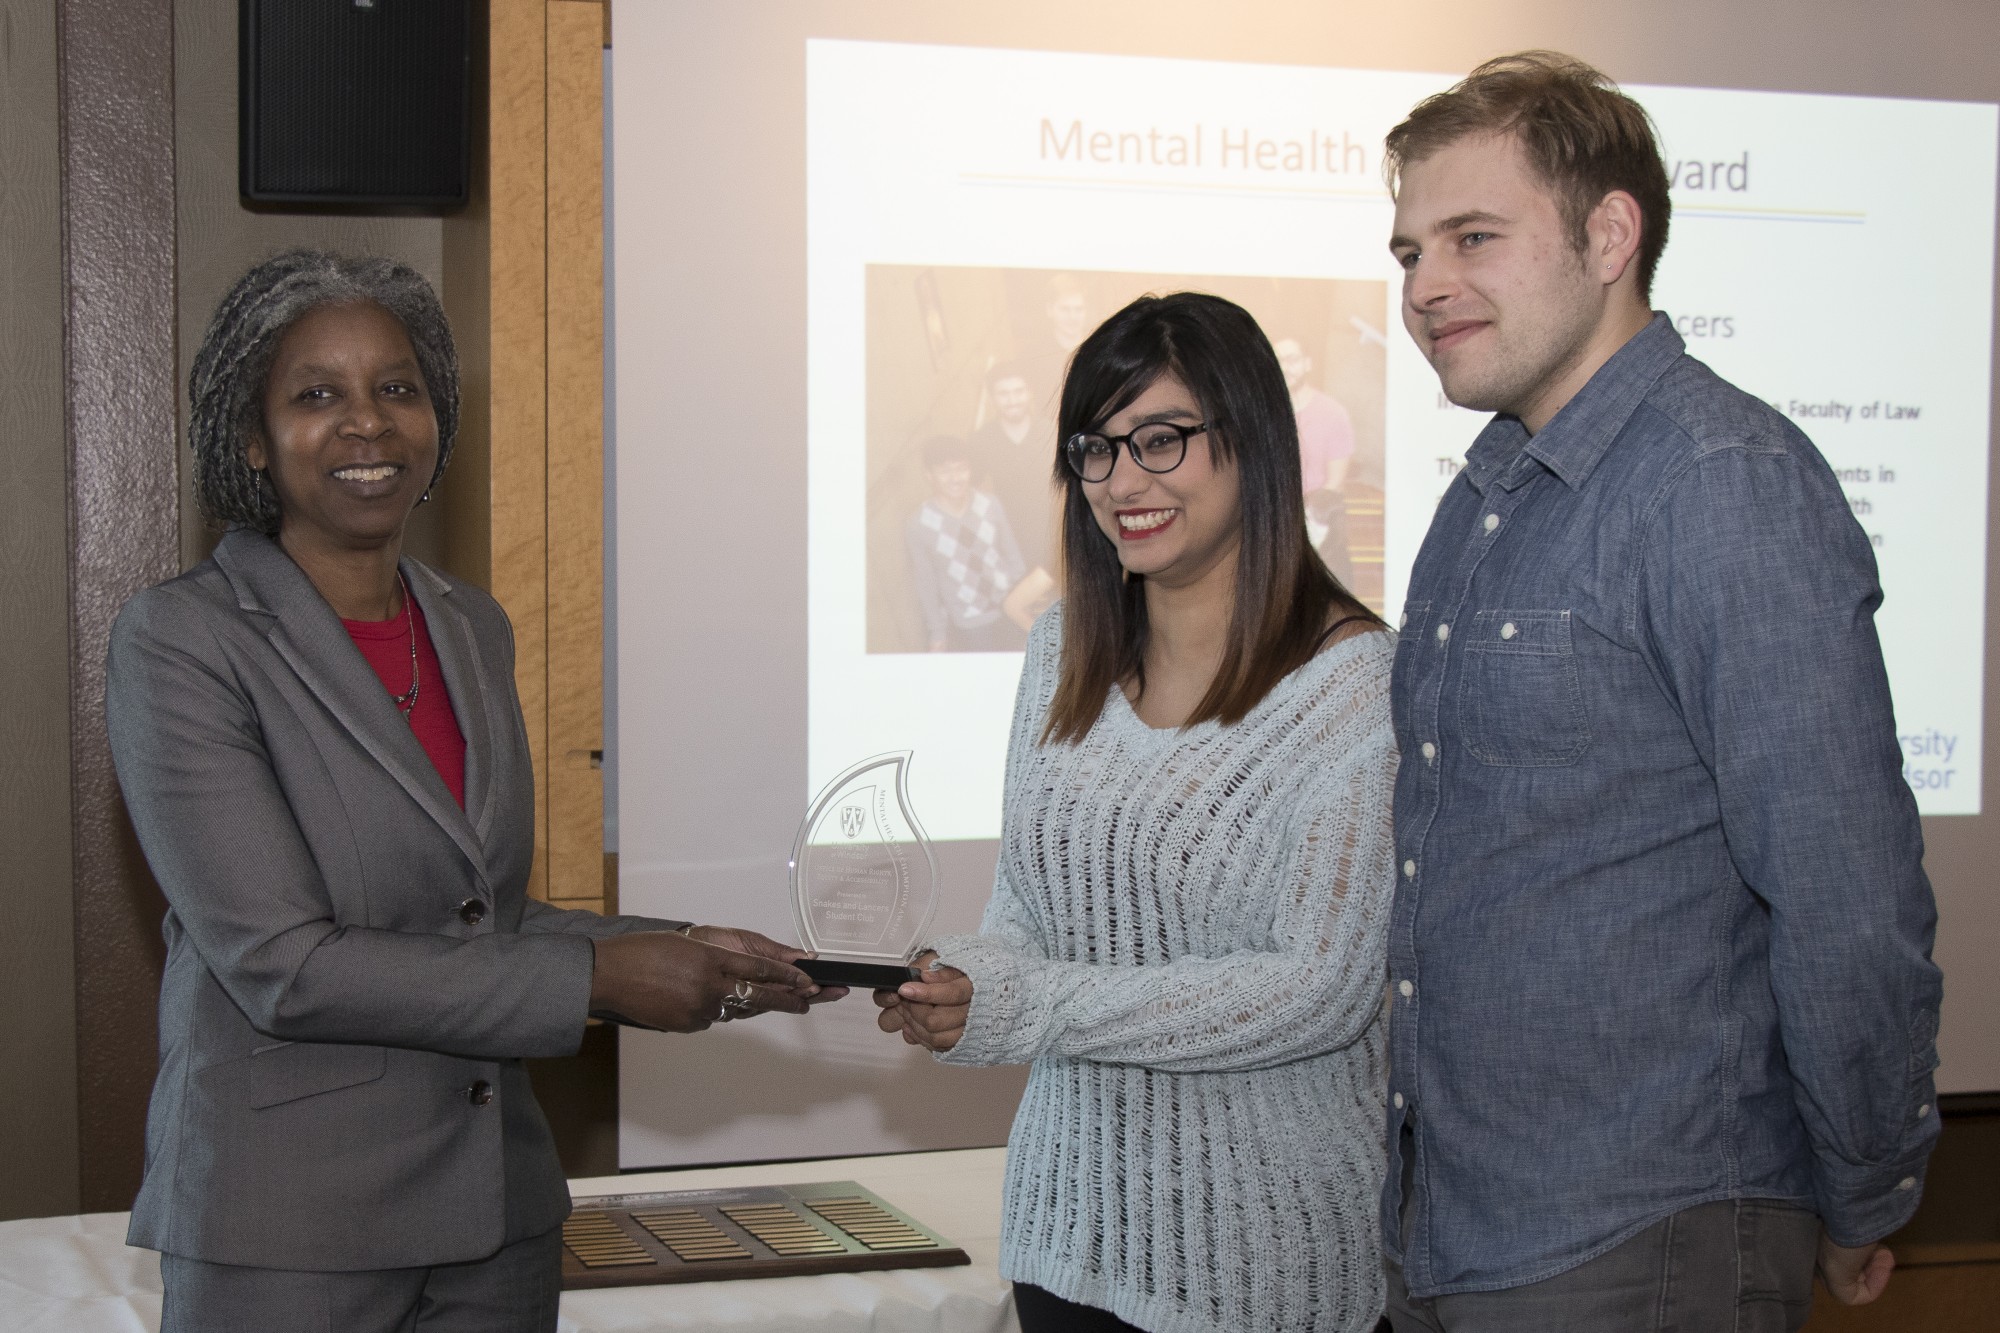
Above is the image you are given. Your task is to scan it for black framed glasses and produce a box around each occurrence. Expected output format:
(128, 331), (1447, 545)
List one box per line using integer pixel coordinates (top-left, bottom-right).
(1064, 421), (1208, 482)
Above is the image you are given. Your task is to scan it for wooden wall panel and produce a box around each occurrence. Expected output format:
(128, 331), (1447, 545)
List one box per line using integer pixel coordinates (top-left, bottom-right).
(59, 0), (179, 1213)
(447, 0), (606, 909)
(545, 0), (607, 910)
(488, 0), (553, 900)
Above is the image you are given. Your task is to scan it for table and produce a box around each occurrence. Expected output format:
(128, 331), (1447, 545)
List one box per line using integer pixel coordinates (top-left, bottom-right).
(0, 1148), (1017, 1333)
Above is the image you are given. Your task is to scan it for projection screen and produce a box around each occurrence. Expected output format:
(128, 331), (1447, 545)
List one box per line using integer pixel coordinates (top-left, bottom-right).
(612, 1), (2000, 1170)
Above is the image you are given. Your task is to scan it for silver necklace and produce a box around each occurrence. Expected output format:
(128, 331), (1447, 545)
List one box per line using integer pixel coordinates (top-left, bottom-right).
(390, 573), (420, 715)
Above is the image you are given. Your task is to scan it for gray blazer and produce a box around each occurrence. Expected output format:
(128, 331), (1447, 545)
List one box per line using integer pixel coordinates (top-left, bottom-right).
(106, 529), (678, 1271)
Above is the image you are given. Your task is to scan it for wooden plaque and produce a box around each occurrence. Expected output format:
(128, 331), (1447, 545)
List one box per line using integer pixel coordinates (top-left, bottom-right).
(560, 1180), (971, 1289)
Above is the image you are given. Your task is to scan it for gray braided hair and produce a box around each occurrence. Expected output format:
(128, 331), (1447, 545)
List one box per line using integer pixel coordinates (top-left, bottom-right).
(189, 249), (460, 534)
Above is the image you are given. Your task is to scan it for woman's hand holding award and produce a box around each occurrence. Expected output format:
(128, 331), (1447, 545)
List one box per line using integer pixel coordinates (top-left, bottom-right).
(790, 752), (941, 990)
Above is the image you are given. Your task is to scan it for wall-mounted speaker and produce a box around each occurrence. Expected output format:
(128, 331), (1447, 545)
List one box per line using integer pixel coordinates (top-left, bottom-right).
(239, 0), (473, 209)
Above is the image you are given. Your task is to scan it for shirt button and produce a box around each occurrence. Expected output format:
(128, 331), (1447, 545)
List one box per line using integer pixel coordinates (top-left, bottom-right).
(469, 1080), (494, 1106)
(1436, 622), (1450, 642)
(1421, 742), (1436, 762)
(1398, 611), (1408, 629)
(1402, 859), (1416, 879)
(1393, 1092), (1405, 1109)
(1500, 622), (1517, 640)
(1896, 1176), (1916, 1191)
(1483, 513), (1499, 532)
(1918, 1104), (1932, 1119)
(457, 898), (486, 926)
(1399, 980), (1415, 999)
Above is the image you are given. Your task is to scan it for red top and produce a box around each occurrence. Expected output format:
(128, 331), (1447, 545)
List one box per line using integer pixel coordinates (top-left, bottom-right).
(343, 590), (467, 808)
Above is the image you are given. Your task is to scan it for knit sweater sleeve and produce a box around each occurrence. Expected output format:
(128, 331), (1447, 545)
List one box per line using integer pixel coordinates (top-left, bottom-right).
(930, 623), (1397, 1074)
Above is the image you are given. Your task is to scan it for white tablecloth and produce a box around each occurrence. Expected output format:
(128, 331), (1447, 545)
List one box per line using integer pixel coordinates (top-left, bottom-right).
(0, 1148), (1017, 1333)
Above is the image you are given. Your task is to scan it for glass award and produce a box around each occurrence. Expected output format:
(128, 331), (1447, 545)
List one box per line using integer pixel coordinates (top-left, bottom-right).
(789, 752), (940, 989)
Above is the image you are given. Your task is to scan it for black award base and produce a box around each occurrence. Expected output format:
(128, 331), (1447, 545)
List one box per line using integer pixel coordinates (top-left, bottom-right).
(798, 957), (921, 990)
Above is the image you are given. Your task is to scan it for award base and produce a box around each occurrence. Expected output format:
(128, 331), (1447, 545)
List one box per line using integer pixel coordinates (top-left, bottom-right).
(799, 957), (921, 990)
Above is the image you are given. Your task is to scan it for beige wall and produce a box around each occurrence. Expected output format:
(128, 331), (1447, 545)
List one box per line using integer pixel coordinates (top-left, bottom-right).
(0, 0), (451, 1223)
(173, 0), (447, 571)
(0, 0), (80, 1222)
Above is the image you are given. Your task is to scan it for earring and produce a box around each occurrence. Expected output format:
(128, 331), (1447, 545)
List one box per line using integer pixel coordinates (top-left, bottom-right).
(418, 488), (432, 505)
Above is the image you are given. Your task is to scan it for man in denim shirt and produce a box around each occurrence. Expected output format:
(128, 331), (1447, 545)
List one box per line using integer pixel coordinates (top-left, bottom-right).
(1379, 53), (1942, 1331)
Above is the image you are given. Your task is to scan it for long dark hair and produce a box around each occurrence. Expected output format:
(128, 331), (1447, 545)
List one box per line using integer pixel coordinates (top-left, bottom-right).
(1042, 291), (1378, 744)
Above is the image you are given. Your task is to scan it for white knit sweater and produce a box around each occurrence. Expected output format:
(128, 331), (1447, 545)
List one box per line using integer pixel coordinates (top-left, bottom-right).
(931, 605), (1398, 1333)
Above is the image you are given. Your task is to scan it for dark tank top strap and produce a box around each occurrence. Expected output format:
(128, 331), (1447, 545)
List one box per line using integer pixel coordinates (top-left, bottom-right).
(1310, 613), (1374, 656)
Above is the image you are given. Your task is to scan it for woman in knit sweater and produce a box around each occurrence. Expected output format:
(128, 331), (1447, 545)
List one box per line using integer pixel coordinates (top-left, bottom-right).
(875, 292), (1397, 1333)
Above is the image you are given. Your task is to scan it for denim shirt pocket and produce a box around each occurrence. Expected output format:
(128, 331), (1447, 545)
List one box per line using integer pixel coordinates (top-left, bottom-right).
(1459, 609), (1591, 766)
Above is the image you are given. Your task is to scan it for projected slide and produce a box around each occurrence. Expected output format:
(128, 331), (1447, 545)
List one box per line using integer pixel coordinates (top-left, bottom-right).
(863, 266), (1388, 655)
(806, 40), (1998, 832)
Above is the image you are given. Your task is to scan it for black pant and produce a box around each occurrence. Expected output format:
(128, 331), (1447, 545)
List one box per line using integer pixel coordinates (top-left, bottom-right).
(1012, 1283), (1147, 1333)
(1014, 1281), (1392, 1332)
(1385, 1199), (1818, 1332)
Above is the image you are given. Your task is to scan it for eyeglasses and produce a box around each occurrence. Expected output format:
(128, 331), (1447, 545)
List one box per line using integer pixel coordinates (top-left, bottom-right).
(1064, 421), (1208, 482)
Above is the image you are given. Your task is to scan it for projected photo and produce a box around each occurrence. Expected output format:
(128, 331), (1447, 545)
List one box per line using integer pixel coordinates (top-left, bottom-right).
(863, 265), (1389, 655)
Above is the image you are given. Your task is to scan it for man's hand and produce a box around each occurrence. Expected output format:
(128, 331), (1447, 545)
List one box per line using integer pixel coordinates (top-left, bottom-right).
(588, 930), (818, 1033)
(1817, 1233), (1895, 1306)
(871, 951), (971, 1052)
(684, 925), (848, 1006)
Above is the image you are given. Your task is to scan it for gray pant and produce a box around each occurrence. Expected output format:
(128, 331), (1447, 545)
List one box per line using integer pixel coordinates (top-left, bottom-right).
(1386, 1199), (1819, 1333)
(160, 1226), (562, 1333)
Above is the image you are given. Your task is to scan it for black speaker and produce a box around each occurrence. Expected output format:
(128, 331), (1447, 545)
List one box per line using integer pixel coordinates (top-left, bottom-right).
(239, 0), (473, 209)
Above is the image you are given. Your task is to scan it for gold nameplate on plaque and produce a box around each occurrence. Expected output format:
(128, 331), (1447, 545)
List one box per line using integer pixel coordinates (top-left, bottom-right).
(558, 1181), (969, 1289)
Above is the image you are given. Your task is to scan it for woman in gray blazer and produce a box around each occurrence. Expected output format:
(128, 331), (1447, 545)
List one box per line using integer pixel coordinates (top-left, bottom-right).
(106, 250), (831, 1332)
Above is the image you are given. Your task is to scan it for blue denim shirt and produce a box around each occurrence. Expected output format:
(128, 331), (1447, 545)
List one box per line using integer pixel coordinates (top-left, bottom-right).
(1385, 314), (1943, 1297)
